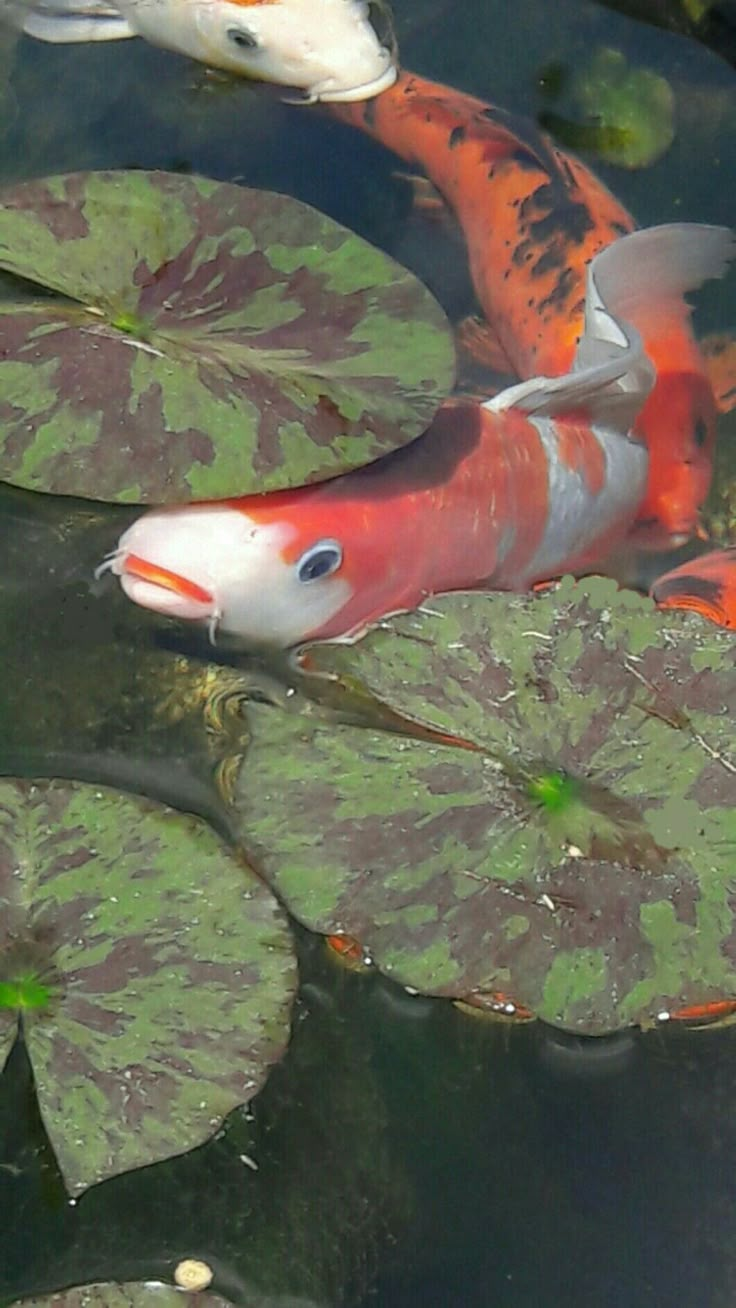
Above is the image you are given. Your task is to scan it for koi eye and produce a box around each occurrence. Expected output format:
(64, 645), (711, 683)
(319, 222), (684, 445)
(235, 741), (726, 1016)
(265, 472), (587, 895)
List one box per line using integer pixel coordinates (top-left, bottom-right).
(227, 27), (259, 50)
(296, 540), (343, 584)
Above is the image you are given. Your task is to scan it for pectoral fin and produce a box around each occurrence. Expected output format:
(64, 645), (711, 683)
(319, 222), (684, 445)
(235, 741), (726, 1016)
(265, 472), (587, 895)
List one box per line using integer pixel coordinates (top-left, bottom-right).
(482, 329), (652, 431)
(486, 224), (735, 436)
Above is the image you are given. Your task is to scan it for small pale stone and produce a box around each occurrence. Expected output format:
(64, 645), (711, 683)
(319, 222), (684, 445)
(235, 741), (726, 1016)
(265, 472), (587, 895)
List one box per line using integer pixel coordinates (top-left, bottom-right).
(174, 1259), (214, 1291)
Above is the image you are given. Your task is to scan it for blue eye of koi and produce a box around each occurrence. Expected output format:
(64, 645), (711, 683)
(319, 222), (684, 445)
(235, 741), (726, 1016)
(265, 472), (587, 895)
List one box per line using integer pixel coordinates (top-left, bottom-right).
(296, 541), (343, 584)
(227, 27), (259, 50)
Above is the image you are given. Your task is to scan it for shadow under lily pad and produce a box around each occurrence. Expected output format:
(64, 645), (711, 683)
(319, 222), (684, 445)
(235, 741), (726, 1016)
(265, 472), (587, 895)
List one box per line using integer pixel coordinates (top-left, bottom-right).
(232, 576), (736, 1035)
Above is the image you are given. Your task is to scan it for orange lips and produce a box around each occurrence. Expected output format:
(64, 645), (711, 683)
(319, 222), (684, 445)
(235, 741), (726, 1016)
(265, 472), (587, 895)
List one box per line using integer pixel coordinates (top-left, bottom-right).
(123, 554), (215, 607)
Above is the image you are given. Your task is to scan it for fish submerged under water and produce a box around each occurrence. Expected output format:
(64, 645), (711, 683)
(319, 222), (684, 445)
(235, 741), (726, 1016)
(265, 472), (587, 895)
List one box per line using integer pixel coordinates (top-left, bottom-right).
(2, 0), (397, 101)
(101, 223), (735, 649)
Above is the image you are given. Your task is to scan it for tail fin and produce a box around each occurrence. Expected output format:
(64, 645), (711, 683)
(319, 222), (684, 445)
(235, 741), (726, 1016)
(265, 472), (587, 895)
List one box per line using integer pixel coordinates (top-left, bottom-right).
(486, 224), (734, 432)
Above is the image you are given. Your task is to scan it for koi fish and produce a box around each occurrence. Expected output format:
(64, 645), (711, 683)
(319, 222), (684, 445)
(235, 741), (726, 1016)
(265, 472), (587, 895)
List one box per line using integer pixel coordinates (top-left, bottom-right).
(102, 224), (734, 648)
(331, 73), (722, 545)
(2, 0), (397, 101)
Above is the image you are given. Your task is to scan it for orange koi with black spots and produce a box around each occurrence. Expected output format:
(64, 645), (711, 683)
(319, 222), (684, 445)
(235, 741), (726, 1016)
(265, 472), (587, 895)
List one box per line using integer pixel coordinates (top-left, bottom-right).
(331, 71), (721, 547)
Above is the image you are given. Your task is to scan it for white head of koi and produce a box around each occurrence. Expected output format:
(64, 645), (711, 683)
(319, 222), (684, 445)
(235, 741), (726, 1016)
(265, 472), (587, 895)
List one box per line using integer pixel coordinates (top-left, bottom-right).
(97, 500), (355, 648)
(128, 0), (398, 101)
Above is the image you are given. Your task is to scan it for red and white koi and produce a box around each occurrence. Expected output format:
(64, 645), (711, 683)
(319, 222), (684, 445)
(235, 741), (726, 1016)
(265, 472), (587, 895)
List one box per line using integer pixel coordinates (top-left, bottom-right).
(2, 0), (397, 102)
(101, 224), (734, 648)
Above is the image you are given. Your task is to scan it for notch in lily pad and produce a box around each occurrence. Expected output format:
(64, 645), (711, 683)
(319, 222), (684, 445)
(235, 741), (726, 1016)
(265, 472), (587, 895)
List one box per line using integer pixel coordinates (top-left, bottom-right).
(0, 170), (455, 505)
(232, 576), (736, 1036)
(0, 777), (297, 1194)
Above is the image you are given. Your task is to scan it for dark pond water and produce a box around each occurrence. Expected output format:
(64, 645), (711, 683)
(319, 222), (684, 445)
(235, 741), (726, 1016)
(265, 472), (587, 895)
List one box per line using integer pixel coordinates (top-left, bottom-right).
(0, 1), (735, 1305)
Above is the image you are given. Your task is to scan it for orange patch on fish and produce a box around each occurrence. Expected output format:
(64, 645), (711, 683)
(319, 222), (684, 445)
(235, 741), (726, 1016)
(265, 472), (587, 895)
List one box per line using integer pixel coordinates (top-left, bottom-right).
(554, 417), (608, 495)
(325, 933), (371, 971)
(667, 999), (736, 1027)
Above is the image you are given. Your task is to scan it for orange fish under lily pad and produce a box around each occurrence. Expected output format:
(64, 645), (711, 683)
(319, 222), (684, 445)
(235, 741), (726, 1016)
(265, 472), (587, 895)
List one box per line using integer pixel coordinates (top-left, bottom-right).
(650, 548), (736, 629)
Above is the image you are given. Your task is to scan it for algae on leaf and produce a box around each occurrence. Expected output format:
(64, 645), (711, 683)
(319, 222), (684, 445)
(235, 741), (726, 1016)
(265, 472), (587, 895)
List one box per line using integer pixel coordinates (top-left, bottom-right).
(0, 777), (296, 1194)
(0, 170), (454, 504)
(233, 576), (736, 1035)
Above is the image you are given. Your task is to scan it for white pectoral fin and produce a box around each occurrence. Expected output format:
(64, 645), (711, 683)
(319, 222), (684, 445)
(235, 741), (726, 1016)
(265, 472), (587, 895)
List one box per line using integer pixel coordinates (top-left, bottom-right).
(486, 224), (735, 436)
(5, 0), (134, 41)
(483, 329), (653, 432)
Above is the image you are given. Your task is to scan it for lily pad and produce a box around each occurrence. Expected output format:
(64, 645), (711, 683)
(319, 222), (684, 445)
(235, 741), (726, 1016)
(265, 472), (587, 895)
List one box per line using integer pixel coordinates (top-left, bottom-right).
(540, 47), (675, 168)
(0, 777), (296, 1193)
(11, 1284), (234, 1308)
(11, 1282), (319, 1308)
(233, 576), (736, 1035)
(0, 170), (454, 504)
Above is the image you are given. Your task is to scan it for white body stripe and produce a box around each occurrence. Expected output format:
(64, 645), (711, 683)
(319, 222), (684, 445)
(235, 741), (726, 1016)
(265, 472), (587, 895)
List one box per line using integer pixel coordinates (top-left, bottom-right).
(519, 417), (648, 583)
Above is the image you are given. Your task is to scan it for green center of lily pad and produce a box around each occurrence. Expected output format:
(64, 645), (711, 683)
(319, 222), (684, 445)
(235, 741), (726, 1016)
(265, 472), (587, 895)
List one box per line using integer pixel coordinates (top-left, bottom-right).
(0, 974), (53, 1011)
(526, 768), (578, 814)
(109, 310), (151, 339)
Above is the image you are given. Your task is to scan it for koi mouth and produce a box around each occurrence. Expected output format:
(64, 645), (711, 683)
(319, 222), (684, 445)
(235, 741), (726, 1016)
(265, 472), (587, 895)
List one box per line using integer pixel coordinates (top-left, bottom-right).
(98, 550), (219, 637)
(307, 60), (397, 103)
(122, 553), (215, 607)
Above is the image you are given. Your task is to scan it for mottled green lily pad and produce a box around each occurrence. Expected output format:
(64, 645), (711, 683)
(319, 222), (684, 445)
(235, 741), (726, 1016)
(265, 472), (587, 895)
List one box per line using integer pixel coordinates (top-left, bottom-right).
(234, 576), (736, 1035)
(0, 170), (454, 504)
(12, 1282), (320, 1308)
(0, 777), (296, 1193)
(12, 1284), (233, 1308)
(541, 47), (675, 168)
